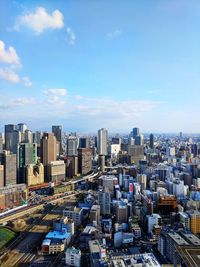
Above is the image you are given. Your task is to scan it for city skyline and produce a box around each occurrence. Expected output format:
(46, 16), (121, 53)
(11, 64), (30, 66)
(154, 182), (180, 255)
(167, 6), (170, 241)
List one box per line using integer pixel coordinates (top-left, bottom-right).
(1, 0), (200, 132)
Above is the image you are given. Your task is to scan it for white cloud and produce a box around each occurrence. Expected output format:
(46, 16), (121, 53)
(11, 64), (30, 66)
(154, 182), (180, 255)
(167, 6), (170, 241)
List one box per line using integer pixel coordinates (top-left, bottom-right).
(22, 76), (32, 87)
(15, 7), (64, 34)
(66, 27), (76, 45)
(10, 97), (37, 106)
(0, 40), (20, 65)
(107, 30), (122, 39)
(44, 88), (67, 96)
(0, 68), (20, 83)
(44, 88), (67, 105)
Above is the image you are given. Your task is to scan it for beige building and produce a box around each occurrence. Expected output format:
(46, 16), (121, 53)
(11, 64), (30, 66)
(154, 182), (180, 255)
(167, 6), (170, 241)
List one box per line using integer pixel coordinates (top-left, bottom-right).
(48, 160), (65, 183)
(26, 163), (44, 186)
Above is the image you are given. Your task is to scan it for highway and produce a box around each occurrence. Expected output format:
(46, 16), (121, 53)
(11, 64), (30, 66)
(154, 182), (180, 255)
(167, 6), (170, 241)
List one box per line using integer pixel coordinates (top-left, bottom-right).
(0, 171), (100, 224)
(0, 193), (77, 224)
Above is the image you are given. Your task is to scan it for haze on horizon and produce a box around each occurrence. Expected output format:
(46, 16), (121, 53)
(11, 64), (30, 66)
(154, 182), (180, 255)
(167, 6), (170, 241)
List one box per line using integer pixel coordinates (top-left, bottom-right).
(0, 0), (200, 133)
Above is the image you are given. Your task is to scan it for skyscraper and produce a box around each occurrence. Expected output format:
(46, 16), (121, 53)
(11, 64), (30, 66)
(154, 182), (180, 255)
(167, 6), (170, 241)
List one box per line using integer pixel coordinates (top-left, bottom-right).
(97, 128), (108, 156)
(79, 137), (89, 149)
(41, 133), (57, 182)
(67, 137), (78, 156)
(17, 143), (37, 183)
(52, 125), (63, 154)
(17, 123), (27, 133)
(78, 148), (92, 175)
(132, 128), (140, 138)
(150, 133), (154, 149)
(10, 130), (21, 154)
(5, 124), (16, 151)
(0, 151), (17, 186)
(41, 133), (57, 167)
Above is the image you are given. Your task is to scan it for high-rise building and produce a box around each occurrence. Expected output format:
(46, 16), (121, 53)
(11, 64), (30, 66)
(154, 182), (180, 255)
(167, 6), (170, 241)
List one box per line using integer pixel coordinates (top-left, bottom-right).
(135, 134), (144, 146)
(150, 133), (154, 149)
(48, 160), (65, 183)
(0, 151), (17, 186)
(17, 123), (27, 133)
(78, 148), (92, 175)
(10, 130), (21, 154)
(24, 130), (33, 143)
(41, 133), (57, 181)
(67, 137), (78, 156)
(17, 143), (37, 183)
(33, 131), (43, 145)
(97, 128), (108, 156)
(52, 125), (62, 154)
(132, 128), (140, 138)
(0, 165), (4, 187)
(116, 202), (128, 223)
(41, 133), (57, 166)
(187, 211), (200, 234)
(79, 137), (89, 149)
(5, 124), (16, 150)
(98, 190), (111, 215)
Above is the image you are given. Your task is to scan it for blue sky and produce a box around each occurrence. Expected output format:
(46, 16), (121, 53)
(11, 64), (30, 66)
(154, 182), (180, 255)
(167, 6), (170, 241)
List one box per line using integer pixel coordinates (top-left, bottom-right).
(0, 0), (200, 133)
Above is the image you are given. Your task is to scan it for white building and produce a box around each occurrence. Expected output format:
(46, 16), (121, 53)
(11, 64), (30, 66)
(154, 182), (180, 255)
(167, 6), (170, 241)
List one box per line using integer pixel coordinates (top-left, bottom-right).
(97, 128), (108, 155)
(65, 247), (81, 267)
(63, 207), (83, 226)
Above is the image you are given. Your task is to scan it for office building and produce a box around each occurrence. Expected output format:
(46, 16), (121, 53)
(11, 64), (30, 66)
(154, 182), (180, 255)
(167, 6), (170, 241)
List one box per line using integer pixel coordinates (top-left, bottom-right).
(116, 202), (128, 224)
(26, 162), (44, 186)
(90, 205), (100, 225)
(147, 214), (161, 234)
(67, 137), (78, 156)
(79, 137), (89, 149)
(17, 123), (27, 133)
(0, 165), (4, 187)
(5, 124), (16, 150)
(97, 128), (108, 156)
(41, 133), (57, 181)
(150, 133), (154, 149)
(48, 160), (65, 183)
(98, 190), (111, 215)
(52, 125), (62, 154)
(63, 207), (83, 226)
(66, 156), (78, 178)
(187, 210), (200, 234)
(78, 148), (92, 175)
(10, 130), (21, 154)
(17, 143), (37, 183)
(0, 151), (17, 185)
(24, 130), (33, 143)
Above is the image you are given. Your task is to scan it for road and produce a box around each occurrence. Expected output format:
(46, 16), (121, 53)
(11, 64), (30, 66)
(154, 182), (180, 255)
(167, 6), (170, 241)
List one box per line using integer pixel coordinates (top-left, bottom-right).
(0, 193), (77, 224)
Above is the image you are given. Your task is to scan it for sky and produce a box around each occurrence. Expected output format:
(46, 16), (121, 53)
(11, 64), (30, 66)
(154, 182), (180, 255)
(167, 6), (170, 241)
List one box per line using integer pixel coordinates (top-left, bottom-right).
(0, 0), (200, 133)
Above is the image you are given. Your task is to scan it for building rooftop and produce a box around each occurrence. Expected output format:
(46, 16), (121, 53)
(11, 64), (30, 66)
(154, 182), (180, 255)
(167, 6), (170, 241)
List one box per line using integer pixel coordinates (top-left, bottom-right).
(168, 232), (189, 246)
(46, 231), (71, 240)
(181, 233), (200, 246)
(89, 240), (101, 254)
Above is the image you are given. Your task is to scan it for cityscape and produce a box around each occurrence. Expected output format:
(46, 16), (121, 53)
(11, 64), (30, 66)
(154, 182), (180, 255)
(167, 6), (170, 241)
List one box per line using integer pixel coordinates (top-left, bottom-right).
(1, 1), (200, 267)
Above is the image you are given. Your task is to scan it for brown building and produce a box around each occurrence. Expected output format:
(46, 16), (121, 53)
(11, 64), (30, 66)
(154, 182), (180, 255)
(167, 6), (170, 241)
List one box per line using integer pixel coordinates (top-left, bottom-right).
(0, 165), (4, 187)
(66, 156), (78, 178)
(78, 148), (92, 175)
(116, 203), (128, 224)
(41, 133), (57, 181)
(158, 195), (178, 214)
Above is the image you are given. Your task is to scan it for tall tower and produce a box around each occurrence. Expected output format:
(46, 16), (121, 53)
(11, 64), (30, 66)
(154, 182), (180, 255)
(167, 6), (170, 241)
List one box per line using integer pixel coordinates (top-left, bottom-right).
(132, 128), (140, 138)
(5, 124), (16, 151)
(41, 133), (57, 167)
(52, 125), (62, 154)
(97, 128), (108, 156)
(17, 143), (37, 183)
(150, 133), (154, 149)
